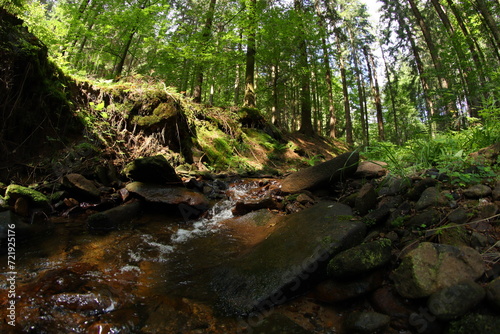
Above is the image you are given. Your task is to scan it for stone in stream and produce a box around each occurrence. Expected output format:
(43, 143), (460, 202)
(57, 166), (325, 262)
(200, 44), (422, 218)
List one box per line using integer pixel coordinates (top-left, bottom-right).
(87, 200), (142, 232)
(125, 182), (209, 218)
(280, 151), (359, 193)
(62, 173), (101, 201)
(210, 201), (366, 315)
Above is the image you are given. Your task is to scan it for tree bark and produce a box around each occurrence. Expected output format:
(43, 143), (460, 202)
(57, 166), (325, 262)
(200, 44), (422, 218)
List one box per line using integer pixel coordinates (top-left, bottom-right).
(243, 0), (257, 108)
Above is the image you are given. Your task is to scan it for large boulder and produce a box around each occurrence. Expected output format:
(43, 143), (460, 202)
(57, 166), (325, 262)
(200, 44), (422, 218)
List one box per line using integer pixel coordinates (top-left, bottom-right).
(210, 201), (366, 315)
(391, 242), (485, 298)
(280, 152), (359, 193)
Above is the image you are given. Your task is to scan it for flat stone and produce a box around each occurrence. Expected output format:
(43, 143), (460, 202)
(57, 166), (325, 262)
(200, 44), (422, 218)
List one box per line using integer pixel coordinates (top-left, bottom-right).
(486, 277), (500, 311)
(354, 161), (387, 179)
(280, 152), (359, 193)
(87, 200), (142, 232)
(391, 242), (485, 298)
(126, 182), (209, 210)
(211, 201), (366, 315)
(62, 173), (101, 200)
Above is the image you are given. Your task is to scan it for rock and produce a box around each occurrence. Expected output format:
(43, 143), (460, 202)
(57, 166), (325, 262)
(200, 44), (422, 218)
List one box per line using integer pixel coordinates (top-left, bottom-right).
(378, 176), (410, 196)
(439, 224), (469, 247)
(446, 313), (500, 334)
(477, 202), (498, 219)
(327, 239), (392, 279)
(370, 286), (412, 321)
(415, 187), (448, 211)
(448, 208), (468, 224)
(354, 161), (387, 179)
(280, 152), (359, 193)
(4, 184), (50, 208)
(296, 193), (315, 205)
(62, 173), (101, 200)
(344, 311), (390, 334)
(232, 196), (279, 216)
(49, 292), (115, 315)
(14, 197), (29, 216)
(125, 182), (209, 216)
(469, 142), (500, 165)
(363, 204), (391, 226)
(493, 181), (500, 201)
(427, 280), (485, 320)
(463, 184), (492, 199)
(123, 155), (182, 184)
(407, 178), (439, 201)
(314, 271), (384, 303)
(355, 183), (378, 216)
(211, 201), (366, 315)
(87, 200), (142, 233)
(406, 209), (440, 229)
(0, 210), (50, 248)
(391, 242), (485, 298)
(485, 277), (500, 311)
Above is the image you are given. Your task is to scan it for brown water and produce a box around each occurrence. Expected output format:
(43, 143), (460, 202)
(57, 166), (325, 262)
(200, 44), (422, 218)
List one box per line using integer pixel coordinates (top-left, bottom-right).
(0, 181), (343, 333)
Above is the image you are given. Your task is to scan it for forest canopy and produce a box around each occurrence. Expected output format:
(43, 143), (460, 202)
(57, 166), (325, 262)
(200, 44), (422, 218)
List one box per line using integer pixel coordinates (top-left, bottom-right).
(2, 0), (500, 148)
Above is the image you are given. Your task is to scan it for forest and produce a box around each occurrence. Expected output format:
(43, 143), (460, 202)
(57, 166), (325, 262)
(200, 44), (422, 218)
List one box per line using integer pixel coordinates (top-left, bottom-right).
(3, 0), (500, 151)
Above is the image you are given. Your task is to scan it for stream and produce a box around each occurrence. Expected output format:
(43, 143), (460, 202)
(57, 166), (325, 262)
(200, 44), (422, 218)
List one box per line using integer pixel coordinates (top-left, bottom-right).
(0, 179), (344, 334)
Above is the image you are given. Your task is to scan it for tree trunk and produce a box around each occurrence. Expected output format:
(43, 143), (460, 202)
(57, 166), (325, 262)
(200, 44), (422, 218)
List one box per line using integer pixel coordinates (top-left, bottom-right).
(243, 0), (257, 108)
(193, 0), (217, 104)
(364, 46), (385, 141)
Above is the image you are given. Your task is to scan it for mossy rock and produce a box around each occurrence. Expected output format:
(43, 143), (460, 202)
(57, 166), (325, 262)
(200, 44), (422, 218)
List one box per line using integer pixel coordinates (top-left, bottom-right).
(5, 184), (49, 207)
(327, 239), (392, 278)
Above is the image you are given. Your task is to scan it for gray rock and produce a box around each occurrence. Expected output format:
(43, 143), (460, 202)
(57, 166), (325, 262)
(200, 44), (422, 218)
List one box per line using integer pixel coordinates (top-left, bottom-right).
(354, 161), (387, 179)
(211, 202), (366, 315)
(126, 182), (209, 213)
(477, 202), (498, 219)
(355, 183), (378, 216)
(485, 277), (500, 311)
(493, 181), (500, 201)
(123, 155), (181, 184)
(407, 178), (439, 201)
(344, 311), (390, 334)
(415, 187), (448, 210)
(407, 209), (440, 229)
(448, 208), (468, 224)
(378, 176), (410, 196)
(427, 280), (485, 320)
(62, 173), (101, 200)
(327, 239), (392, 279)
(280, 152), (359, 193)
(392, 242), (485, 298)
(463, 184), (492, 199)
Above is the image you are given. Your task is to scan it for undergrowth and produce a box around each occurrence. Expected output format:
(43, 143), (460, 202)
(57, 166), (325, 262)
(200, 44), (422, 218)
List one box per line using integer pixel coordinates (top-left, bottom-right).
(363, 111), (500, 185)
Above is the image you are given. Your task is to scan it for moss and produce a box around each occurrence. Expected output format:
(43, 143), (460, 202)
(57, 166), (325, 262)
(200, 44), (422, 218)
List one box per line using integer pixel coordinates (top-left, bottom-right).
(446, 313), (500, 334)
(5, 184), (49, 206)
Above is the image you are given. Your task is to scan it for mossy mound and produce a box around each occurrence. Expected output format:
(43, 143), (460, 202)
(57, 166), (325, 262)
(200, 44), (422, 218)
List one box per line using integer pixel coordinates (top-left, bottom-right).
(0, 9), (81, 160)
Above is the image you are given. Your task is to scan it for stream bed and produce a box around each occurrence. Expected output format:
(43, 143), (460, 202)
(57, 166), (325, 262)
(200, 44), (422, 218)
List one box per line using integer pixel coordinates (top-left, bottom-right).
(0, 180), (345, 333)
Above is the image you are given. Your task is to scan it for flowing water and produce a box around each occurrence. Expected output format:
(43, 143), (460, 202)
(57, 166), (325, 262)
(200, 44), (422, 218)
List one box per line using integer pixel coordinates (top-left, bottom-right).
(0, 180), (343, 333)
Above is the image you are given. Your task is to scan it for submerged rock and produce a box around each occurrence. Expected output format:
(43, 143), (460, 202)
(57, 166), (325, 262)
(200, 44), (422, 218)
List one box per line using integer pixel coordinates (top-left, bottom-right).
(391, 242), (485, 298)
(280, 152), (359, 193)
(211, 201), (366, 315)
(87, 200), (142, 232)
